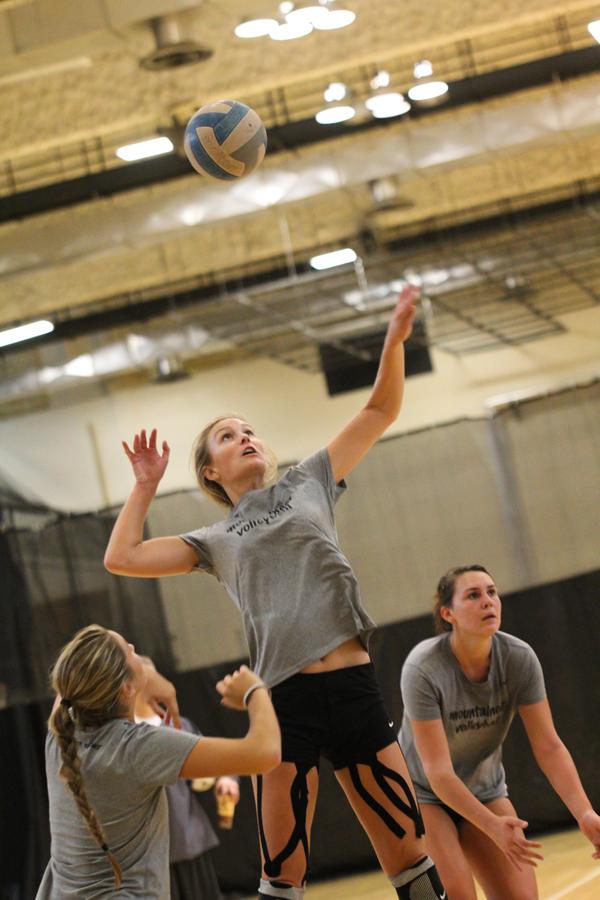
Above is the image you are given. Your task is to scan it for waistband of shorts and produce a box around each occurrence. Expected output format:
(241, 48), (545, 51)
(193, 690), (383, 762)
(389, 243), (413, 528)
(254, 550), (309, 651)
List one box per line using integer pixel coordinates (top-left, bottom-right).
(275, 661), (375, 688)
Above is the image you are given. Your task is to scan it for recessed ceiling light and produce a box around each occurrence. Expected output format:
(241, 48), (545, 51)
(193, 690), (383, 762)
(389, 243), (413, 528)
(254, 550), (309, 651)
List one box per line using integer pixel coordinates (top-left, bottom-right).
(407, 80), (449, 102)
(270, 19), (313, 40)
(314, 8), (356, 29)
(366, 92), (411, 118)
(315, 104), (356, 124)
(234, 18), (278, 38)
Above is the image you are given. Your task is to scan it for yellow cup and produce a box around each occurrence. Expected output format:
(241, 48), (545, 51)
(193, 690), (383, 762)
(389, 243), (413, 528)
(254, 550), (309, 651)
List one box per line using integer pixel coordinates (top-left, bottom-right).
(217, 793), (236, 829)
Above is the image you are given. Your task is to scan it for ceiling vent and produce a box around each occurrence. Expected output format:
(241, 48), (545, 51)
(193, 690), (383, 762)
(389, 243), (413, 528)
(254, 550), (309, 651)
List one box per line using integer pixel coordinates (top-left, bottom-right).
(140, 14), (213, 71)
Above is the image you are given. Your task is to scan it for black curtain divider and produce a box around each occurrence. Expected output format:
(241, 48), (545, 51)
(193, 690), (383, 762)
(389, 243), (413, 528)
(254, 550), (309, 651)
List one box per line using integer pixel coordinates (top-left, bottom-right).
(2, 569), (600, 898)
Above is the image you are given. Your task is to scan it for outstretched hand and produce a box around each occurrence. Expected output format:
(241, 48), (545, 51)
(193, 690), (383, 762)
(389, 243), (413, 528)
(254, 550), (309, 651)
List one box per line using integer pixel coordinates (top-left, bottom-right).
(579, 809), (600, 859)
(486, 815), (543, 870)
(122, 428), (170, 486)
(386, 282), (419, 345)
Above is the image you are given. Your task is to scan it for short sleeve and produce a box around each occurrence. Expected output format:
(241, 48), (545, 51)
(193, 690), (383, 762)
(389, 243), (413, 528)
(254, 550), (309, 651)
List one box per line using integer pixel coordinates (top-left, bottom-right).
(179, 527), (214, 573)
(401, 663), (442, 721)
(294, 448), (346, 504)
(128, 722), (200, 789)
(514, 645), (547, 707)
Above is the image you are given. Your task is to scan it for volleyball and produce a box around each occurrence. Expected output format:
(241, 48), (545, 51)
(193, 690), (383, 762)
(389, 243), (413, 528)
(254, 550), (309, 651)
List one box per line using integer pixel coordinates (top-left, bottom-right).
(184, 100), (267, 181)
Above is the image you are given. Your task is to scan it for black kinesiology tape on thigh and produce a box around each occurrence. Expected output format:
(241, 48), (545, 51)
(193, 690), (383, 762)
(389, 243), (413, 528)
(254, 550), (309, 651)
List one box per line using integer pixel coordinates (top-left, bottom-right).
(348, 755), (425, 839)
(256, 763), (314, 883)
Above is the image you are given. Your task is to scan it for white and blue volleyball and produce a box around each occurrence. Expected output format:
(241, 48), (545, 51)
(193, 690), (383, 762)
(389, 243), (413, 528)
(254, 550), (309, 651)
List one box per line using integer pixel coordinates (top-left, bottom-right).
(184, 100), (267, 181)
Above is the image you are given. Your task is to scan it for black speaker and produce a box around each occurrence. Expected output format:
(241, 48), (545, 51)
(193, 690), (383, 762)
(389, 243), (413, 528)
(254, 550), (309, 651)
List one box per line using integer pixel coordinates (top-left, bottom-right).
(319, 319), (432, 396)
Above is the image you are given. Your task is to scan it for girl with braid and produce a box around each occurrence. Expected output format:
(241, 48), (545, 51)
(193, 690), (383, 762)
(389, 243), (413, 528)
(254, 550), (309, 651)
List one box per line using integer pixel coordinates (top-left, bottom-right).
(399, 565), (600, 900)
(36, 624), (279, 898)
(104, 285), (446, 900)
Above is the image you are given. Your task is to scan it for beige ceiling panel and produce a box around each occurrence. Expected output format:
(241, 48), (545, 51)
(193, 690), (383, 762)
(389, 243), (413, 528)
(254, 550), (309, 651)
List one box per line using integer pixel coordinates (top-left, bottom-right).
(8, 0), (107, 50)
(104, 0), (201, 29)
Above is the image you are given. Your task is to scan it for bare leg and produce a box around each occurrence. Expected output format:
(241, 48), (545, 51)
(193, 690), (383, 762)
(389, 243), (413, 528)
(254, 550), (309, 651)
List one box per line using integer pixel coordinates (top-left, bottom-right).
(460, 797), (539, 900)
(252, 761), (319, 895)
(335, 742), (427, 874)
(421, 804), (478, 900)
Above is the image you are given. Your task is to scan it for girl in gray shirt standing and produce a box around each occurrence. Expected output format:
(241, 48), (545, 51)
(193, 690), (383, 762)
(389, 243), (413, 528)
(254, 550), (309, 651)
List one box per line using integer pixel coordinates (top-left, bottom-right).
(36, 624), (279, 899)
(399, 564), (600, 900)
(104, 285), (446, 900)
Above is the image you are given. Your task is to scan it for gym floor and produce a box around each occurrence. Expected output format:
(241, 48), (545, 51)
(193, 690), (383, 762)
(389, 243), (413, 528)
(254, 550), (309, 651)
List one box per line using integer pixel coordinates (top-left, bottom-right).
(242, 828), (600, 899)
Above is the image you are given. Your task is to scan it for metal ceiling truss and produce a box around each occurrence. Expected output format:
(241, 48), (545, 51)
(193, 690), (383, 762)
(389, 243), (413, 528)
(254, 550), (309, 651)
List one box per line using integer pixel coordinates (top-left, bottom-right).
(1, 196), (599, 415)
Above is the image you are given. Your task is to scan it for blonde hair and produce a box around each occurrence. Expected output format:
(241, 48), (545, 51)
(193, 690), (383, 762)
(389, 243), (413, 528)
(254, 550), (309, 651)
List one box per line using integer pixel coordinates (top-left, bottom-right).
(192, 413), (277, 507)
(48, 624), (132, 889)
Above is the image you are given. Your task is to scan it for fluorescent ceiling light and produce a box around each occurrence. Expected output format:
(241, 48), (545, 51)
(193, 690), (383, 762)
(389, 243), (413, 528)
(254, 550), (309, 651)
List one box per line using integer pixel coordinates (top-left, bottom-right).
(116, 136), (174, 162)
(315, 104), (355, 124)
(588, 20), (600, 43)
(407, 80), (449, 102)
(366, 92), (411, 118)
(310, 248), (357, 269)
(0, 319), (54, 349)
(314, 8), (356, 29)
(270, 19), (313, 40)
(235, 18), (277, 38)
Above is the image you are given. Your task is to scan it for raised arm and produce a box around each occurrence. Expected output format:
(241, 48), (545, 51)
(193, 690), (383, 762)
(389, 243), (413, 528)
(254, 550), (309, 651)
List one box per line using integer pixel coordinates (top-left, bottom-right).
(180, 666), (281, 778)
(411, 718), (542, 869)
(104, 428), (198, 577)
(327, 283), (418, 483)
(520, 699), (600, 859)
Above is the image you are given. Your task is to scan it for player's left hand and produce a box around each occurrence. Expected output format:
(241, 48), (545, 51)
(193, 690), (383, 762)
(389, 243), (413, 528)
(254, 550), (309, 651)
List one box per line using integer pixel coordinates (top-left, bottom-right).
(141, 665), (181, 729)
(579, 809), (600, 859)
(215, 776), (240, 805)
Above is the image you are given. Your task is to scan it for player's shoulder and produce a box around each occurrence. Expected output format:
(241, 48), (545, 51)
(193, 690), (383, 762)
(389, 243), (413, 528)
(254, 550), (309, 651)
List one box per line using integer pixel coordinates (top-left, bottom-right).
(404, 634), (448, 672)
(494, 630), (538, 663)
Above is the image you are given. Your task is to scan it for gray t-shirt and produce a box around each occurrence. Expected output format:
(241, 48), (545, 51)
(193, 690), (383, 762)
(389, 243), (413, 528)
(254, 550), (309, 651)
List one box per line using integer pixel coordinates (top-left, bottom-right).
(399, 631), (546, 803)
(36, 717), (199, 899)
(181, 448), (376, 687)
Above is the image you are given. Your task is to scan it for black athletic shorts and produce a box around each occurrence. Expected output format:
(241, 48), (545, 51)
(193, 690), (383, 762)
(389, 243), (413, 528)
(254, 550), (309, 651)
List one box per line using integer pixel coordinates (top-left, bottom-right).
(271, 662), (397, 770)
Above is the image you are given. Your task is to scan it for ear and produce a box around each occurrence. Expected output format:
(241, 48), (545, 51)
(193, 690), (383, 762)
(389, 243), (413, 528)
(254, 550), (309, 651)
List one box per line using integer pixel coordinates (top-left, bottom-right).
(440, 605), (454, 626)
(120, 680), (136, 703)
(202, 464), (220, 483)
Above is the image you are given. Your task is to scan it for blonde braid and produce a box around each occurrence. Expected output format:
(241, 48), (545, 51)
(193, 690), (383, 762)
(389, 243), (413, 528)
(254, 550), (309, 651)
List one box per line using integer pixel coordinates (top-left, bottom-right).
(49, 625), (131, 889)
(52, 703), (122, 887)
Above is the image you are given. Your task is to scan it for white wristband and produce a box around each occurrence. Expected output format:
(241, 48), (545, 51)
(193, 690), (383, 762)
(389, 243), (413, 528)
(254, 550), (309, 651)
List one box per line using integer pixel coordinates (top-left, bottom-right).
(243, 682), (271, 708)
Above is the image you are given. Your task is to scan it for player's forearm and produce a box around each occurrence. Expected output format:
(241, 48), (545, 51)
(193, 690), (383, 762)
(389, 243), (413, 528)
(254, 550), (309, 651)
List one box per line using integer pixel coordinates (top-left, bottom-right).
(104, 481), (157, 572)
(427, 769), (498, 833)
(536, 741), (594, 825)
(244, 689), (281, 771)
(365, 340), (406, 422)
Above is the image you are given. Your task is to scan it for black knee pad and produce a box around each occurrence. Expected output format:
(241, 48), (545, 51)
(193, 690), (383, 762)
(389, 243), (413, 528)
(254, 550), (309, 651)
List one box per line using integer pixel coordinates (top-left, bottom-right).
(390, 856), (445, 899)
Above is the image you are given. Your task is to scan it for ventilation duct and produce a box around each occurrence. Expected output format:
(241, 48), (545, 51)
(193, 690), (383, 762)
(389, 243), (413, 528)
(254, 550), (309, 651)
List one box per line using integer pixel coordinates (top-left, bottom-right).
(140, 14), (213, 71)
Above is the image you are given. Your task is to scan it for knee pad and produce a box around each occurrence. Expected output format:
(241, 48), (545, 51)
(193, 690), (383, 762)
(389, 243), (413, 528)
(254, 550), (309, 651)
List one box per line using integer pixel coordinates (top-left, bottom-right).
(259, 879), (305, 900)
(390, 856), (445, 899)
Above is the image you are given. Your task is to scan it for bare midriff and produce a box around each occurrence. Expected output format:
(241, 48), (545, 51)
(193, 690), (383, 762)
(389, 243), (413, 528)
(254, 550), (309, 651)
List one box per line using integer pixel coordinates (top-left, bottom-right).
(300, 636), (370, 674)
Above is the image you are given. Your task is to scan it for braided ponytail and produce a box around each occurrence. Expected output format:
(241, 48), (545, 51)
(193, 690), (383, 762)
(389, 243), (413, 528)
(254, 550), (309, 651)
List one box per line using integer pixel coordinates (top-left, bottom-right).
(49, 625), (131, 889)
